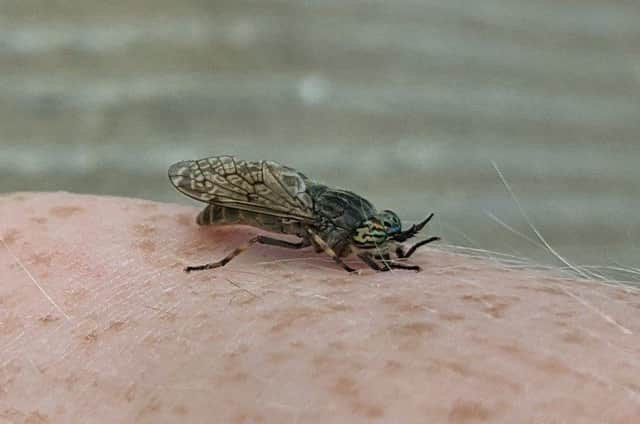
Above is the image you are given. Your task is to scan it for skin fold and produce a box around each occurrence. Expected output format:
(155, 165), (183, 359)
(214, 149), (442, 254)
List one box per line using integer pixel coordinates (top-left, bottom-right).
(1, 192), (639, 423)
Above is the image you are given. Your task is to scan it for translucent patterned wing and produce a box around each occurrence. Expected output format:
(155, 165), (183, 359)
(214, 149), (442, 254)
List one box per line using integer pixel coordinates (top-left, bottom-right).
(168, 156), (315, 221)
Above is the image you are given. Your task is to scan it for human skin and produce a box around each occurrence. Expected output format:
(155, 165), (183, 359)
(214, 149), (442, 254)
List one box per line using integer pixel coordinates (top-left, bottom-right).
(1, 192), (639, 423)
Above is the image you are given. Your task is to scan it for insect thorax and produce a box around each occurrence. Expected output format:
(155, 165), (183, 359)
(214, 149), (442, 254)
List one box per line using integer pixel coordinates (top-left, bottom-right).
(306, 184), (380, 254)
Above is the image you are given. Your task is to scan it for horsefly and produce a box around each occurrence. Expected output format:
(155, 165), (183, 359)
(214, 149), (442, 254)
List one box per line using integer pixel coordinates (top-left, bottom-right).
(168, 156), (440, 273)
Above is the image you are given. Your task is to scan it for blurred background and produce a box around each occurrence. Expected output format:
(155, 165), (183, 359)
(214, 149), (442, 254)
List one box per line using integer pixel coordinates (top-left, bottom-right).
(1, 0), (639, 281)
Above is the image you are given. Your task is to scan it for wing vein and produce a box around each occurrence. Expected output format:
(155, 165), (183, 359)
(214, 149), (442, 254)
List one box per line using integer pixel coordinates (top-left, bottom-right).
(268, 163), (310, 211)
(172, 156), (315, 221)
(198, 162), (252, 198)
(237, 160), (257, 187)
(262, 162), (303, 211)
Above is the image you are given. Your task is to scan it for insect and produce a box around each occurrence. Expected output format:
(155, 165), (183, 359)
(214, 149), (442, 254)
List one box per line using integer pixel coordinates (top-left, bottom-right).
(168, 156), (440, 273)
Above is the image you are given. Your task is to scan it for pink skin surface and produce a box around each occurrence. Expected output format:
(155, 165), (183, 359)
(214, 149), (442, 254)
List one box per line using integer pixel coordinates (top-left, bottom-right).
(1, 192), (639, 423)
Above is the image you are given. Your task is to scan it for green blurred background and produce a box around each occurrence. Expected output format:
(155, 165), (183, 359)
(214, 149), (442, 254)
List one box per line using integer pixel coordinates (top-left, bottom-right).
(1, 1), (639, 280)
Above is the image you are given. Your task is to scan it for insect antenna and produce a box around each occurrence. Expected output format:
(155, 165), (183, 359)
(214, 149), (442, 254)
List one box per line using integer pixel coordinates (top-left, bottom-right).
(393, 212), (435, 242)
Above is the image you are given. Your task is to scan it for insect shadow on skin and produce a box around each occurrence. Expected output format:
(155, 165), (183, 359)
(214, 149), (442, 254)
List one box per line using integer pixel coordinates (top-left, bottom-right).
(168, 156), (440, 273)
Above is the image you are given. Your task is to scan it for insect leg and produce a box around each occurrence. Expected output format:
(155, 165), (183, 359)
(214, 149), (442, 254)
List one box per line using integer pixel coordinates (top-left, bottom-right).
(185, 236), (260, 272)
(372, 253), (394, 270)
(396, 236), (441, 259)
(373, 253), (391, 261)
(253, 236), (311, 249)
(306, 229), (357, 273)
(184, 235), (309, 273)
(387, 261), (421, 271)
(359, 253), (422, 272)
(358, 253), (390, 271)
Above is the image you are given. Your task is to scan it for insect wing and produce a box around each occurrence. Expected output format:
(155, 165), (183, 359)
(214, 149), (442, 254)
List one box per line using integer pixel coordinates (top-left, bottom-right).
(168, 156), (315, 221)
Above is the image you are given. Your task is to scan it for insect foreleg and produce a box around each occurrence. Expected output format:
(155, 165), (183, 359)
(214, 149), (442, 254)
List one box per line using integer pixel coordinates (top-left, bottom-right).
(358, 253), (422, 272)
(306, 229), (357, 273)
(396, 236), (441, 259)
(358, 253), (389, 271)
(387, 261), (422, 271)
(184, 235), (310, 273)
(373, 253), (391, 261)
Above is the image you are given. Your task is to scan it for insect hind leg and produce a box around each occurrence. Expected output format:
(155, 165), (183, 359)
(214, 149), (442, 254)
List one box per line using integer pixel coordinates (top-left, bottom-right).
(184, 235), (310, 273)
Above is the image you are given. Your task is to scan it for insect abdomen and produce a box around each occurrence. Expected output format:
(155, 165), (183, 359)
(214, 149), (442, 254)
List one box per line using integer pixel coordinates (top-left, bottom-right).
(197, 204), (261, 226)
(197, 204), (304, 236)
(197, 204), (225, 225)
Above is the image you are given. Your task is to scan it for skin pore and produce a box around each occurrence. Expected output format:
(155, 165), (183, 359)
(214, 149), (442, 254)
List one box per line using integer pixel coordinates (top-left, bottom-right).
(1, 192), (639, 423)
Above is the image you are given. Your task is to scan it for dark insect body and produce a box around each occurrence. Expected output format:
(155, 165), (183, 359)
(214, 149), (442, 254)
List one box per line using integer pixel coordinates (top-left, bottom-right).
(168, 156), (440, 273)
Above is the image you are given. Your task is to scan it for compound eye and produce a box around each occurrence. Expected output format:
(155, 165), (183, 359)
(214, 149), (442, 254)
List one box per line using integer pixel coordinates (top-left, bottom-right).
(383, 220), (400, 234)
(378, 210), (401, 235)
